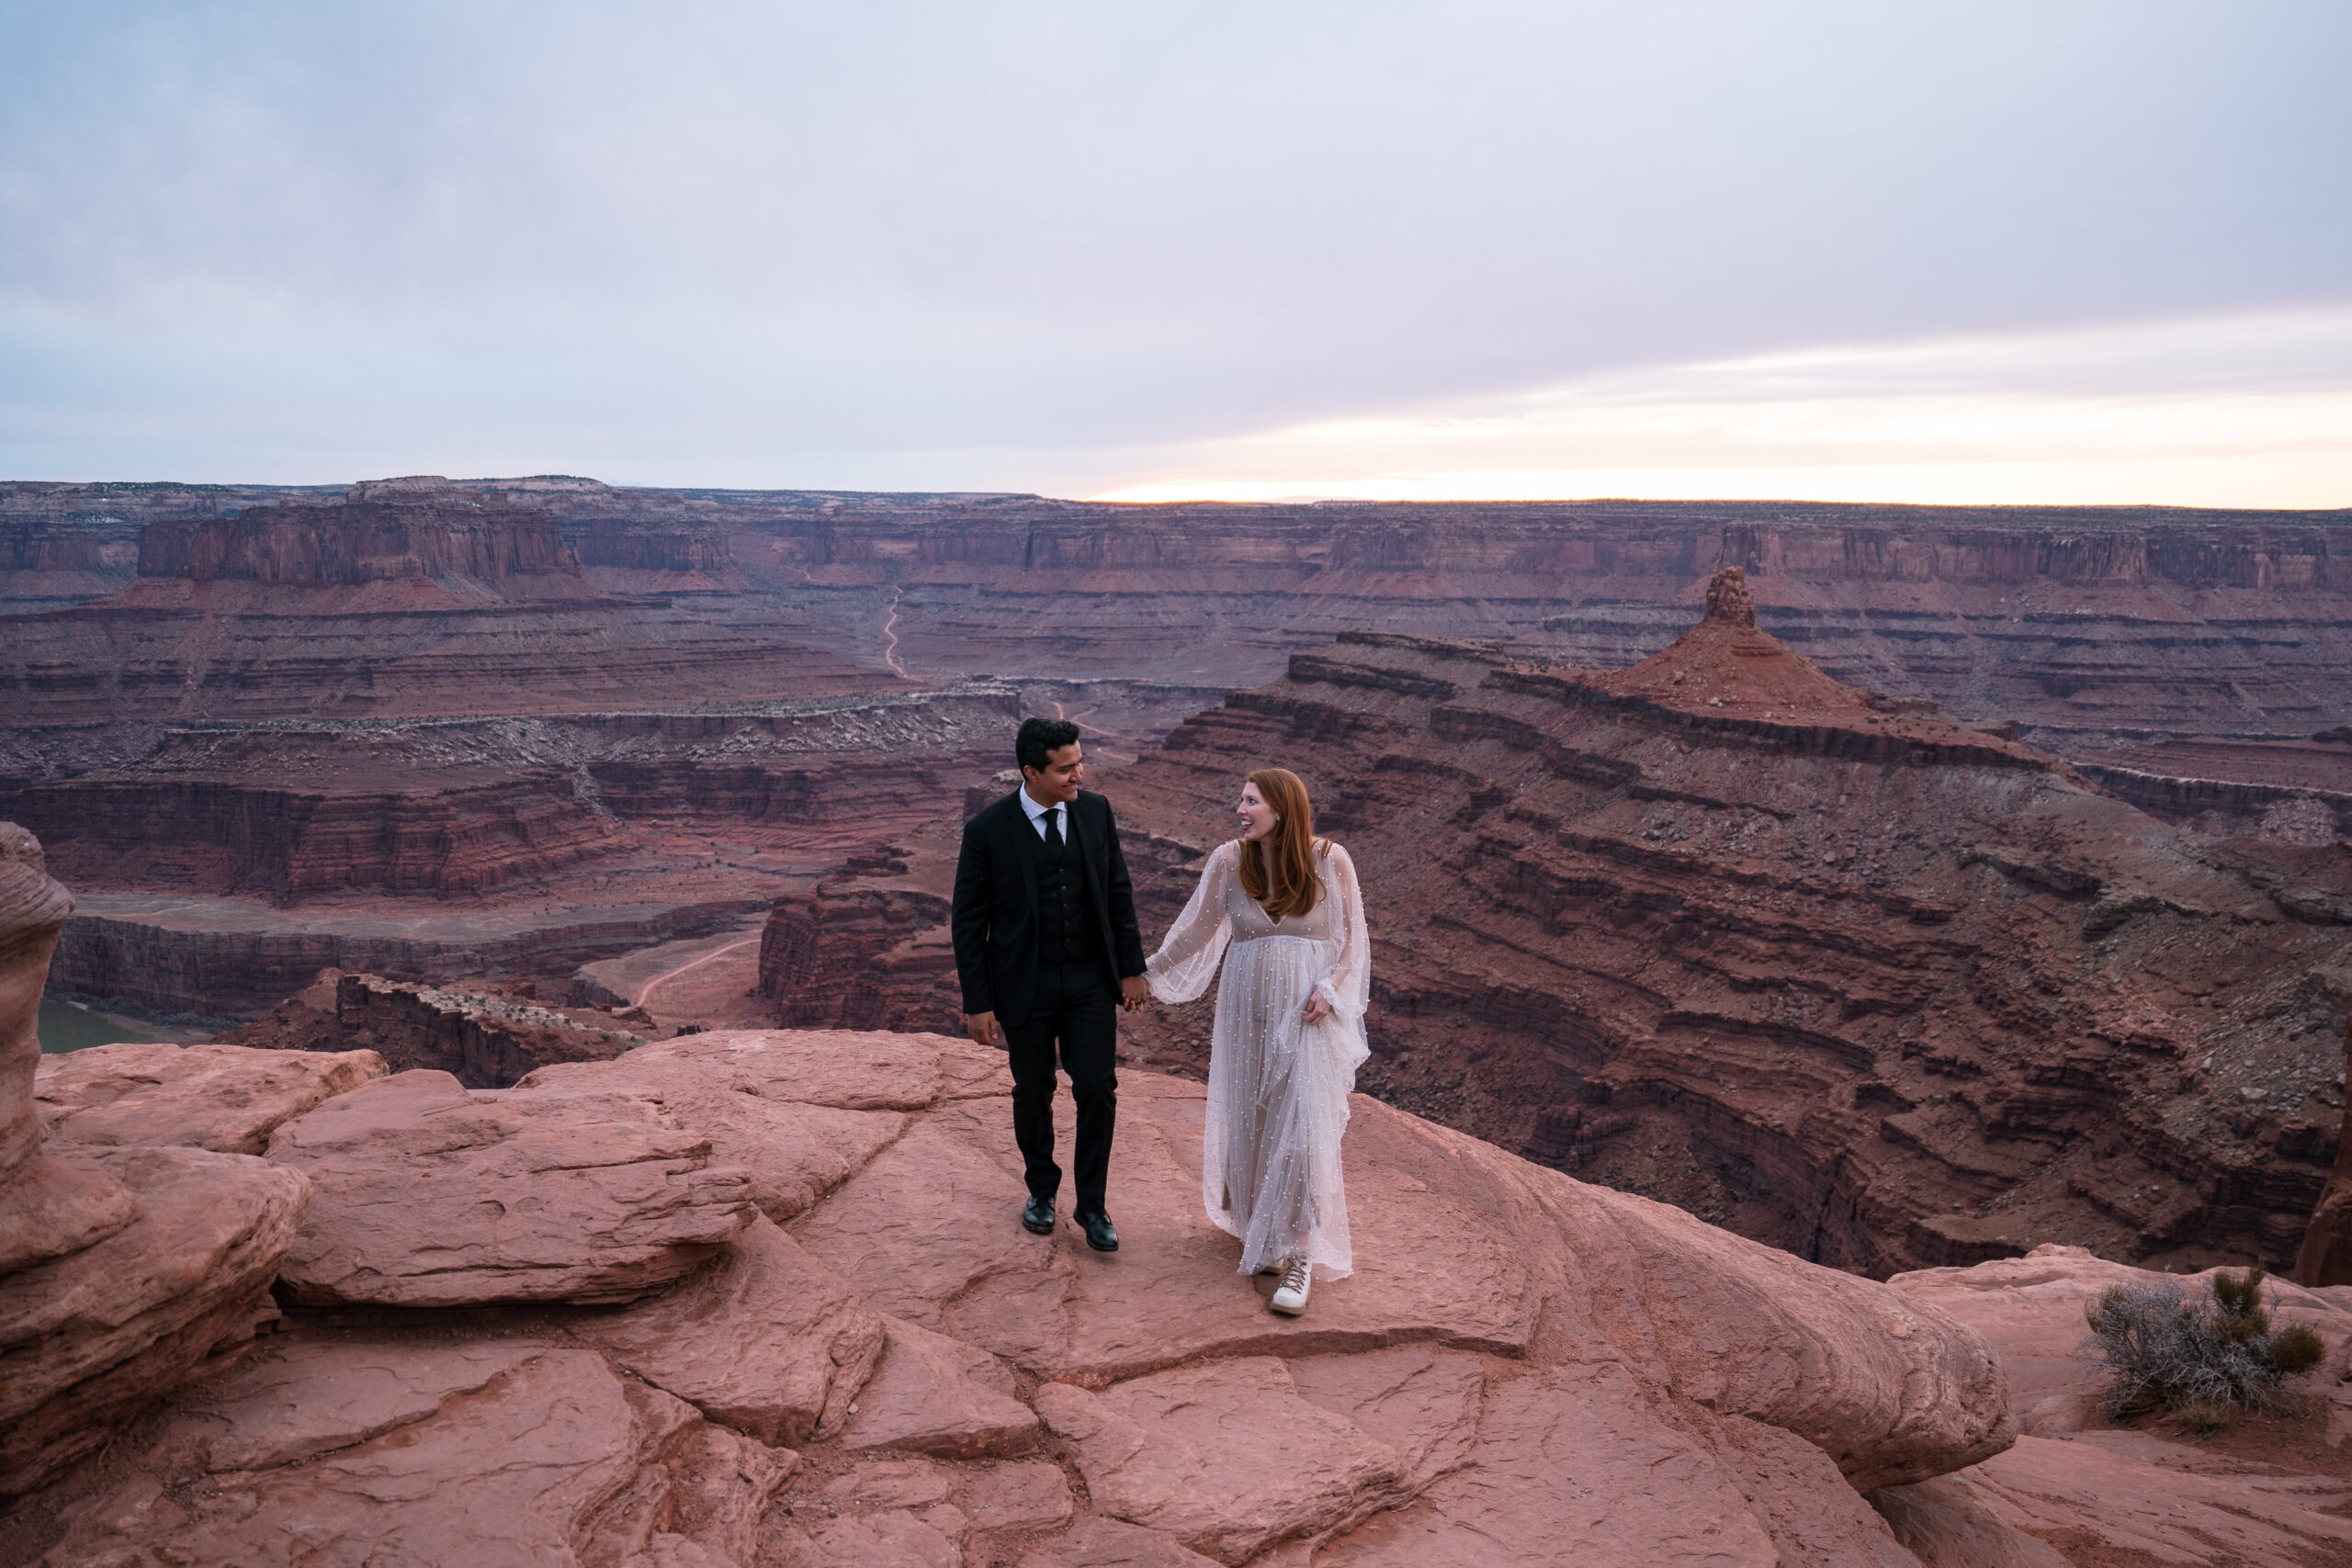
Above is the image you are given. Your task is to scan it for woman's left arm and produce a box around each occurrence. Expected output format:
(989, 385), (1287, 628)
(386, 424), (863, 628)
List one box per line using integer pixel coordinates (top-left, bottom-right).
(1305, 844), (1370, 1025)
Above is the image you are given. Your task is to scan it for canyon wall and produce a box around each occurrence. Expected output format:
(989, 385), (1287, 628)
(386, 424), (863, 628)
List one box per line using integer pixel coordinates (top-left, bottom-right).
(783, 576), (2352, 1279)
(8, 479), (2348, 744)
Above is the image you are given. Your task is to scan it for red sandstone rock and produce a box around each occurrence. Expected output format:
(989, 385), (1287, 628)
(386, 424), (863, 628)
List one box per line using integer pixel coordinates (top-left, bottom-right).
(842, 1316), (1038, 1459)
(515, 1047), (911, 1222)
(34, 1041), (386, 1155)
(620, 1026), (1006, 1111)
(0, 1144), (310, 1494)
(1035, 1357), (1415, 1563)
(2296, 1017), (2352, 1286)
(1872, 1242), (2352, 1565)
(173, 1337), (544, 1472)
(1018, 1517), (1223, 1568)
(266, 1068), (755, 1306)
(959, 1459), (1075, 1533)
(794, 1070), (2008, 1492)
(0, 1010), (2027, 1561)
(570, 1213), (885, 1445)
(0, 825), (315, 1495)
(38, 1343), (794, 1567)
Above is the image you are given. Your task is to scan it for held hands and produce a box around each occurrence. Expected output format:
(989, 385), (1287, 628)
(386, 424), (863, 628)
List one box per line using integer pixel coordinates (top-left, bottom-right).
(1300, 990), (1333, 1026)
(971, 978), (1149, 1046)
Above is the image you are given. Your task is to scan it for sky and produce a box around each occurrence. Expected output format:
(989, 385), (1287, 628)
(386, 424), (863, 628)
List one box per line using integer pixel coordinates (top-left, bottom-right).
(2, 2), (2348, 506)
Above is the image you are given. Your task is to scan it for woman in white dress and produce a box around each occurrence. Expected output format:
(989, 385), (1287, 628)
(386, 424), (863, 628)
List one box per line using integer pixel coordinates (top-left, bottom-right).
(1143, 768), (1370, 1315)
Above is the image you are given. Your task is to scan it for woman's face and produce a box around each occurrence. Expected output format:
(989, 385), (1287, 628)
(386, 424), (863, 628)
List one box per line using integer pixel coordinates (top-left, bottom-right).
(1236, 780), (1280, 841)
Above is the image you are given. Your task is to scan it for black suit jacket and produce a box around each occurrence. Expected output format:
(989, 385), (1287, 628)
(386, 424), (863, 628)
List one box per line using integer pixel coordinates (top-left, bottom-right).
(951, 788), (1148, 1026)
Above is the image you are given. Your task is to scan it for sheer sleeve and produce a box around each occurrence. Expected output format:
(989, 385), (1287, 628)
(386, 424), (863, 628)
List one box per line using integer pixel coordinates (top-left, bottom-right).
(1145, 841), (1236, 1004)
(1313, 842), (1370, 1023)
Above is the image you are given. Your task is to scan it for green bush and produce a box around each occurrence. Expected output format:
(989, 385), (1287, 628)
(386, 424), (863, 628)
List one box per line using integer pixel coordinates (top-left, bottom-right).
(2085, 1263), (2329, 1423)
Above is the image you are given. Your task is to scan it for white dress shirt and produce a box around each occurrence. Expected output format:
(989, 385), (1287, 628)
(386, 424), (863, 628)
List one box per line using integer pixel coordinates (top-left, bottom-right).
(1019, 787), (1069, 842)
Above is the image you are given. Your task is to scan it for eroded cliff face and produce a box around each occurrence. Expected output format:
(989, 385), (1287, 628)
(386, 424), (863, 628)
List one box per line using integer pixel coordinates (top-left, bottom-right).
(1, 487), (902, 730)
(9, 478), (2349, 743)
(1093, 572), (2352, 1279)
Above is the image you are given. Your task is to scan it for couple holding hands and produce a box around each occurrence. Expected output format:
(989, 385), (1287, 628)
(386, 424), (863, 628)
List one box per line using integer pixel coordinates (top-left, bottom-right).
(951, 716), (1371, 1316)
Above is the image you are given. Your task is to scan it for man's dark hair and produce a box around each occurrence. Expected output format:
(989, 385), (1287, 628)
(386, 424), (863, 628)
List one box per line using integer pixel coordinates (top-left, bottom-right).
(1016, 716), (1082, 773)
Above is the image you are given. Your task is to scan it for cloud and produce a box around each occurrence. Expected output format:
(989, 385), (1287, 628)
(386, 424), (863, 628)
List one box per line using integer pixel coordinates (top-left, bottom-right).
(1089, 309), (2352, 506)
(0, 2), (2346, 496)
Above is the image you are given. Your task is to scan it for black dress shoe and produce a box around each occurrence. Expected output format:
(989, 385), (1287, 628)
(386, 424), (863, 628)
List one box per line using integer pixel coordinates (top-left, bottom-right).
(1076, 1211), (1119, 1252)
(1022, 1197), (1056, 1235)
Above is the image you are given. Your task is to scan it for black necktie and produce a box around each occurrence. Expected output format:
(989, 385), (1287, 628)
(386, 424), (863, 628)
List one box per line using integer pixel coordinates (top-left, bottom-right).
(1045, 806), (1065, 852)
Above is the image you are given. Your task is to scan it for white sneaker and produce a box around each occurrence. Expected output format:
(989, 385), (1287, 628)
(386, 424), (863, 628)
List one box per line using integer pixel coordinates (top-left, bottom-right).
(1270, 1257), (1312, 1315)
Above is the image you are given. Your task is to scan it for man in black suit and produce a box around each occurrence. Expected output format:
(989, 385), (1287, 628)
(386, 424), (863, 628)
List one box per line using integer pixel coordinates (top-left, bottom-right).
(952, 716), (1149, 1252)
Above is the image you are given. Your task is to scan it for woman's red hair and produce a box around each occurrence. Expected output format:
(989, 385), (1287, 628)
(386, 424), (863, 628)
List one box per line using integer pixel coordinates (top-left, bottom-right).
(1238, 768), (1324, 920)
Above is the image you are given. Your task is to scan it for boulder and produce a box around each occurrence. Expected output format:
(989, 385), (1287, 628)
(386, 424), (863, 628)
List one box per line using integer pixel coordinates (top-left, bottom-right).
(0, 1144), (309, 1493)
(570, 1213), (885, 1444)
(0, 823), (312, 1496)
(35, 1042), (387, 1156)
(266, 1068), (755, 1306)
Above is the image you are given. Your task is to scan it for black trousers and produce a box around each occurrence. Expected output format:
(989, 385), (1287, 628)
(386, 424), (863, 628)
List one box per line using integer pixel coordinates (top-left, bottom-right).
(1002, 955), (1118, 1215)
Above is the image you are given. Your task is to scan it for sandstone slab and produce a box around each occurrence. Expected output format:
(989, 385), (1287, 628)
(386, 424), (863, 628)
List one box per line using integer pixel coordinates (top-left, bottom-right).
(776, 1508), (962, 1568)
(571, 1212), (885, 1445)
(1017, 1517), (1222, 1568)
(1920, 1431), (2352, 1566)
(1035, 1357), (1411, 1564)
(266, 1068), (754, 1306)
(35, 1041), (387, 1156)
(0, 1144), (309, 1494)
(841, 1316), (1037, 1459)
(40, 1344), (794, 1568)
(173, 1336), (543, 1472)
(623, 1028), (974, 1111)
(958, 1459), (1074, 1533)
(797, 1079), (1544, 1386)
(1314, 1359), (1914, 1567)
(517, 1052), (908, 1222)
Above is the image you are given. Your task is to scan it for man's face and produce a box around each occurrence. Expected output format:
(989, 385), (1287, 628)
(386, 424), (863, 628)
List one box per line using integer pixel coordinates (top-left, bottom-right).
(1023, 741), (1085, 805)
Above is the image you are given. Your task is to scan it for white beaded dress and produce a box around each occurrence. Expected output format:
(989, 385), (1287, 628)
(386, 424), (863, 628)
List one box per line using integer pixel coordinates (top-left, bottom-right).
(1144, 839), (1371, 1280)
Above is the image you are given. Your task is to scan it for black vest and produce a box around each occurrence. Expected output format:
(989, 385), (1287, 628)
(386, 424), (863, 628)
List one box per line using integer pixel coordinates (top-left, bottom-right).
(1032, 806), (1095, 964)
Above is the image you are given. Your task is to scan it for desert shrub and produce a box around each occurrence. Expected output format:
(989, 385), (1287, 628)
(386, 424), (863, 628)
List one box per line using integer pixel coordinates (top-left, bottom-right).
(2271, 1323), (2328, 1377)
(2085, 1263), (2327, 1421)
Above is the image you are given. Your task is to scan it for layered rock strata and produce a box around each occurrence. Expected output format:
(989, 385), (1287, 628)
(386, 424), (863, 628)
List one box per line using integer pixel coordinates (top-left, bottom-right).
(229, 970), (645, 1089)
(0, 824), (312, 1493)
(1097, 570), (2352, 1278)
(17, 688), (1018, 1015)
(2, 488), (898, 728)
(2076, 733), (2352, 846)
(757, 872), (962, 1034)
(10, 478), (2351, 743)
